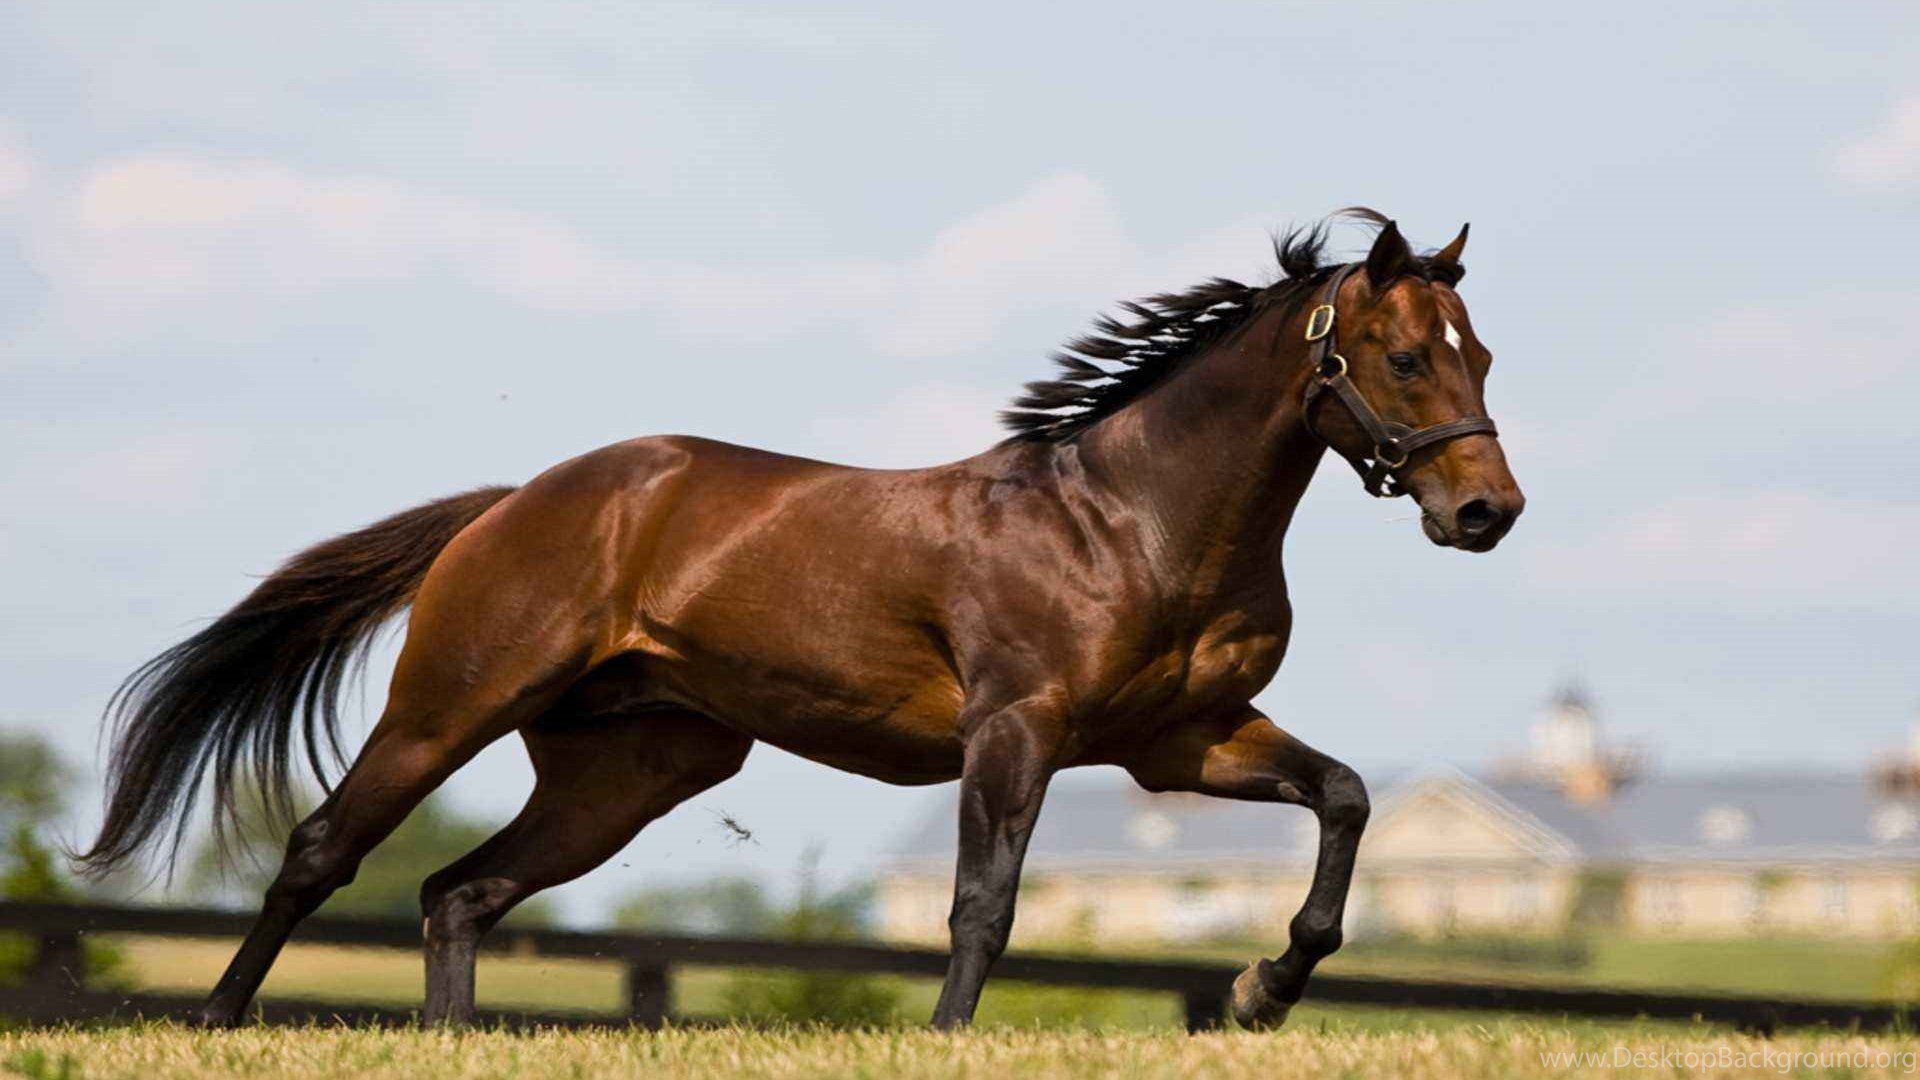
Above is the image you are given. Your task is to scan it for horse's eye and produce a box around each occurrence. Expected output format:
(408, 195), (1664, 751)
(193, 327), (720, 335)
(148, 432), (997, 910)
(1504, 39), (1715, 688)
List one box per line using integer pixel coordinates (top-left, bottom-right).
(1387, 352), (1421, 378)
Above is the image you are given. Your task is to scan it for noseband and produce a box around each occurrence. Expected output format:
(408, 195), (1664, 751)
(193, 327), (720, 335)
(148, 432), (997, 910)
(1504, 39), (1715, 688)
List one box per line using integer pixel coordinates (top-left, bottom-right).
(1301, 264), (1500, 498)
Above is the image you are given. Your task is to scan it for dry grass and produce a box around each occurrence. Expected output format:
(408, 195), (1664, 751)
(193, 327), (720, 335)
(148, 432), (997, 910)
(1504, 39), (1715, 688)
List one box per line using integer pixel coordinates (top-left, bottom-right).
(37, 937), (1912, 1076)
(7, 1023), (1920, 1080)
(86, 937), (1702, 1032)
(112, 937), (627, 1014)
(106, 936), (1183, 1027)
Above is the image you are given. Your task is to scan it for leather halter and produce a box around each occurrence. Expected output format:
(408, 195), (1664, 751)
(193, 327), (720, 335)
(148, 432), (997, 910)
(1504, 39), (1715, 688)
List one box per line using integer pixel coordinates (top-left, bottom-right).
(1301, 264), (1500, 497)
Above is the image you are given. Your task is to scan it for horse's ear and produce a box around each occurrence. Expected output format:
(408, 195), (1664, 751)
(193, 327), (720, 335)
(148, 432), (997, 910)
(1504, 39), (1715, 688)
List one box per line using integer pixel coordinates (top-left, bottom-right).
(1432, 222), (1469, 283)
(1365, 220), (1414, 289)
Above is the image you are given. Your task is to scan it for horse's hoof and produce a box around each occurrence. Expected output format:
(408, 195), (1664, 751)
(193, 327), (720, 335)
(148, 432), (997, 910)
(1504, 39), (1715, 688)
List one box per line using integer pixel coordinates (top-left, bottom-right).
(191, 1007), (240, 1029)
(1230, 962), (1293, 1031)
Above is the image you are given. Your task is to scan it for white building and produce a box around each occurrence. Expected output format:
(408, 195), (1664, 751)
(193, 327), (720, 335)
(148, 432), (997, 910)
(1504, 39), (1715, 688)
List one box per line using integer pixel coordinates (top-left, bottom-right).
(878, 692), (1920, 944)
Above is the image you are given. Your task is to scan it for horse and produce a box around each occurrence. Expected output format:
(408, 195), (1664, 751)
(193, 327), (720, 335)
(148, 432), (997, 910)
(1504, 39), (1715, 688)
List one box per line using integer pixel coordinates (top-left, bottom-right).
(76, 209), (1524, 1030)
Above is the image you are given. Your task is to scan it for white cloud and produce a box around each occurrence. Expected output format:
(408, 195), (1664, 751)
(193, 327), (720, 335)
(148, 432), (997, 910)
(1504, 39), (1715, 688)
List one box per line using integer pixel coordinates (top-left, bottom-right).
(1833, 94), (1920, 193)
(1529, 492), (1920, 607)
(27, 156), (655, 340)
(1, 426), (227, 516)
(1600, 293), (1920, 441)
(1677, 299), (1914, 400)
(19, 157), (1150, 357)
(1154, 213), (1288, 289)
(68, 431), (227, 510)
(0, 121), (33, 204)
(1529, 289), (1920, 474)
(870, 173), (1138, 357)
(807, 380), (1007, 467)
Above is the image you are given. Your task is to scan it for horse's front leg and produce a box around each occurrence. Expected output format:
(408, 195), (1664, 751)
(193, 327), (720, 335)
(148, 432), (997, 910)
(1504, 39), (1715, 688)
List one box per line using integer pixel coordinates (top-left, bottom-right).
(930, 703), (1062, 1029)
(1125, 705), (1370, 1030)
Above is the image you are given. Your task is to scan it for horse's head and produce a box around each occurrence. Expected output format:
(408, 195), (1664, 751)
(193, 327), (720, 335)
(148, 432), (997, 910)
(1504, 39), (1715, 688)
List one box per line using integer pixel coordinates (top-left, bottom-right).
(1301, 219), (1524, 552)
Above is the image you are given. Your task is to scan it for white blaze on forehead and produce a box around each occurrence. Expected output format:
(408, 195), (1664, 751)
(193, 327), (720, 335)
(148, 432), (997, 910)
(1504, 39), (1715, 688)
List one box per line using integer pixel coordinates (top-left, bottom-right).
(1443, 319), (1464, 352)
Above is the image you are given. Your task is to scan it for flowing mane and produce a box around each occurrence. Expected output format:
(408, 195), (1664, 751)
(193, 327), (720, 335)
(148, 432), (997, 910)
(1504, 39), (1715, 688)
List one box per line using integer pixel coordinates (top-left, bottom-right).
(999, 207), (1462, 442)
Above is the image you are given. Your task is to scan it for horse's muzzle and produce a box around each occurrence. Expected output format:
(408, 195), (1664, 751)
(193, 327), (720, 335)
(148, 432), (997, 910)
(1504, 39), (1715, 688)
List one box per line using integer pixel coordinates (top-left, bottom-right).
(1422, 492), (1524, 552)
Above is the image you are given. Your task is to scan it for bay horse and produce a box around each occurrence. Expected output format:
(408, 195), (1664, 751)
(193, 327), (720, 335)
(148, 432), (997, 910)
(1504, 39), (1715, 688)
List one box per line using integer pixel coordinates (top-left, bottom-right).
(77, 210), (1523, 1030)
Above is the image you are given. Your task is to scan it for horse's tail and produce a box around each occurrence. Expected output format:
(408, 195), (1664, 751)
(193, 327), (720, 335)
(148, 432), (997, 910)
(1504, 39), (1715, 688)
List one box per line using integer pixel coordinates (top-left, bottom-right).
(73, 485), (517, 877)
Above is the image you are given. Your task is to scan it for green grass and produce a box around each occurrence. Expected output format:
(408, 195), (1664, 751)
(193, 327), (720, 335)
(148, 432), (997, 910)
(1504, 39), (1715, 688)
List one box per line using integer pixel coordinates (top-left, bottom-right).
(1155, 933), (1900, 1003)
(115, 931), (1905, 1016)
(9, 1021), (1920, 1080)
(1579, 936), (1892, 1002)
(114, 937), (626, 1016)
(13, 935), (1910, 1077)
(109, 938), (1185, 1028)
(94, 934), (1869, 1035)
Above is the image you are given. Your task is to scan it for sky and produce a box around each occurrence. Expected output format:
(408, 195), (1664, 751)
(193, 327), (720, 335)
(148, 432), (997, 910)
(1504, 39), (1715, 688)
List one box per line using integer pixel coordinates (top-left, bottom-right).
(2, 1), (1918, 922)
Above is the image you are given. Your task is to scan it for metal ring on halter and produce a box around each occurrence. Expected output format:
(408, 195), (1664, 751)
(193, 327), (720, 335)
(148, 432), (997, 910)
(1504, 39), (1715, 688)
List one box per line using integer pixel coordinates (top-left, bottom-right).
(1304, 304), (1336, 342)
(1318, 353), (1348, 379)
(1375, 440), (1410, 469)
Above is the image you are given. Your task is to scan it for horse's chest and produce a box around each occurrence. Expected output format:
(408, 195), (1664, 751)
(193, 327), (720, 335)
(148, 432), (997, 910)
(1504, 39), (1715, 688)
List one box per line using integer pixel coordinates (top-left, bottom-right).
(1100, 621), (1288, 727)
(1180, 627), (1287, 708)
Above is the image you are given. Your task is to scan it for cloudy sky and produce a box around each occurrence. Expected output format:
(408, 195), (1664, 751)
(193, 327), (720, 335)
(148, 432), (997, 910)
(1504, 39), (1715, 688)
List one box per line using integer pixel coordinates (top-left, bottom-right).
(3, 2), (1917, 919)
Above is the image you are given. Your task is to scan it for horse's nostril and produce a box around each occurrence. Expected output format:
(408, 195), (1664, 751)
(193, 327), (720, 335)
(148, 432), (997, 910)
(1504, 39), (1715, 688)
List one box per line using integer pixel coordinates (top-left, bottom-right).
(1455, 499), (1500, 536)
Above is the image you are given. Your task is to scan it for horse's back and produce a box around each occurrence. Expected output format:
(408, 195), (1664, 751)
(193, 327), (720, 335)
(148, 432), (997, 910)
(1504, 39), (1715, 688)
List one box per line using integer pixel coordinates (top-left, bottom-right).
(403, 434), (970, 768)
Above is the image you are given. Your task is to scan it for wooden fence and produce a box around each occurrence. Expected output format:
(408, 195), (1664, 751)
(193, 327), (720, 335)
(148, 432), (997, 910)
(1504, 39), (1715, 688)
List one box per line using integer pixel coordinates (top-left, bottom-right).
(0, 901), (1909, 1033)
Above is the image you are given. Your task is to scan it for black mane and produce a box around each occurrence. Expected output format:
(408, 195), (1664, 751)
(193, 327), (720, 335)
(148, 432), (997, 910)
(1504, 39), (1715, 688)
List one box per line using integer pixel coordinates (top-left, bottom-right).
(999, 208), (1459, 442)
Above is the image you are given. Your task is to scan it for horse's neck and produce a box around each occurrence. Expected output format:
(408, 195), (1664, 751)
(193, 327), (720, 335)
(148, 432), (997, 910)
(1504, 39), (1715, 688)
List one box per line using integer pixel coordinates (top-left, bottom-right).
(1072, 324), (1325, 604)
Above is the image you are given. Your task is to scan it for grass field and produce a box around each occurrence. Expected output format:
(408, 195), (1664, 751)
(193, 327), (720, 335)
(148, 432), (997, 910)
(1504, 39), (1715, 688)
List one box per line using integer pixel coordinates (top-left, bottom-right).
(99, 930), (1901, 1031)
(11, 935), (1916, 1078)
(1185, 933), (1898, 1002)
(104, 937), (1195, 1028)
(9, 1022), (1920, 1080)
(829, 931), (1900, 1006)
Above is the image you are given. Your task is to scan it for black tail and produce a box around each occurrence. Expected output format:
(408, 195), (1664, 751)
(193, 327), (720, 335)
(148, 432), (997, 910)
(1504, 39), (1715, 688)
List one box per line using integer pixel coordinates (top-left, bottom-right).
(74, 485), (517, 877)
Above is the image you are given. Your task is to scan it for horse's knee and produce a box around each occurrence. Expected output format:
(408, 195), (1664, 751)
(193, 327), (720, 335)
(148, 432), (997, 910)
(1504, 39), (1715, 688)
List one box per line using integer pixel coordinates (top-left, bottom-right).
(1318, 763), (1370, 834)
(951, 914), (1014, 960)
(266, 816), (356, 910)
(948, 886), (1015, 958)
(423, 877), (520, 945)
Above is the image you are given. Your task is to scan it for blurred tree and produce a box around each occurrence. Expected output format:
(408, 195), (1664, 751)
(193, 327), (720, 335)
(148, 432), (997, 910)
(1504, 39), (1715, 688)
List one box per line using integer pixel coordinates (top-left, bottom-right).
(0, 735), (65, 826)
(0, 732), (127, 985)
(1883, 877), (1920, 1002)
(191, 783), (552, 926)
(612, 876), (777, 936)
(716, 847), (901, 1026)
(1566, 867), (1628, 931)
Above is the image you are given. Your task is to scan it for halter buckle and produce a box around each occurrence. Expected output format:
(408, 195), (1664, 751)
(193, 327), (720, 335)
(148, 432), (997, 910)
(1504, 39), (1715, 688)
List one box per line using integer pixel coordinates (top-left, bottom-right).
(1304, 304), (1336, 342)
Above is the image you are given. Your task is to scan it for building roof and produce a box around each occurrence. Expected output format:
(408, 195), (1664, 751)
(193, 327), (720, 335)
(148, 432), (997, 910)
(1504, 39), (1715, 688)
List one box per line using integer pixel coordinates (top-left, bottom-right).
(1482, 770), (1920, 863)
(888, 775), (1325, 871)
(886, 768), (1920, 871)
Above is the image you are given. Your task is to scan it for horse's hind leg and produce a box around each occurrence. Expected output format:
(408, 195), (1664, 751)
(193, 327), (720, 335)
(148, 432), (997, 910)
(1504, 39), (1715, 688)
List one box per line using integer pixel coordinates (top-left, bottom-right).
(1124, 705), (1370, 1031)
(418, 708), (752, 1026)
(196, 717), (526, 1026)
(197, 613), (592, 1025)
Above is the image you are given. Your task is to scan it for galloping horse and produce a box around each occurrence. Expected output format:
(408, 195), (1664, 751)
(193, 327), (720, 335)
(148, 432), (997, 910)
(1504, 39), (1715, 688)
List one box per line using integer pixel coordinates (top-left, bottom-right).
(78, 210), (1523, 1029)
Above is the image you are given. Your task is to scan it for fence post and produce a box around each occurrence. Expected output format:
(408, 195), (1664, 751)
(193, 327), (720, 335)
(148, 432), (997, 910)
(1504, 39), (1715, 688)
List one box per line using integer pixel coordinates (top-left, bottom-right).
(626, 961), (671, 1029)
(1183, 987), (1226, 1033)
(28, 931), (84, 998)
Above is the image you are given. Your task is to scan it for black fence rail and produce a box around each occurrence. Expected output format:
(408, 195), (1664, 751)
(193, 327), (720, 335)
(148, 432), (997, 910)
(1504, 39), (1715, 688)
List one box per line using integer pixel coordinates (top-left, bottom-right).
(0, 901), (1909, 1034)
